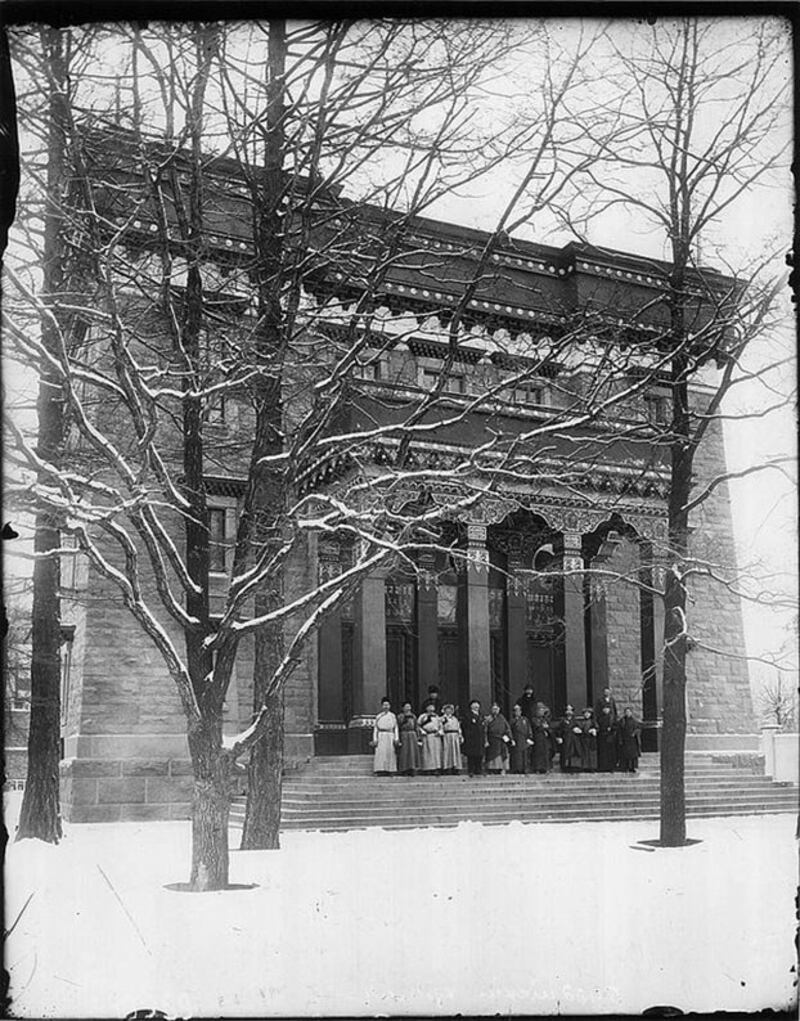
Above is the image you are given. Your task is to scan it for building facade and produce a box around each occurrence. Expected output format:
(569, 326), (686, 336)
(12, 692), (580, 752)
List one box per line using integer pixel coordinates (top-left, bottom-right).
(55, 140), (756, 821)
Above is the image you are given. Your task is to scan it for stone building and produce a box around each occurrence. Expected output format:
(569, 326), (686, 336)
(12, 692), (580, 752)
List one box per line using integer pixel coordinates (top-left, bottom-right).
(56, 138), (756, 820)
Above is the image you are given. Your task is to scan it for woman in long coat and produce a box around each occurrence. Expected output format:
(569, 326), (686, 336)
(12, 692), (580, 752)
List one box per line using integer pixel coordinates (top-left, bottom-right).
(396, 701), (420, 776)
(509, 704), (533, 774)
(530, 705), (553, 774)
(440, 704), (463, 774)
(417, 703), (443, 774)
(484, 702), (512, 774)
(578, 708), (598, 771)
(372, 698), (399, 775)
(555, 704), (581, 772)
(617, 707), (642, 772)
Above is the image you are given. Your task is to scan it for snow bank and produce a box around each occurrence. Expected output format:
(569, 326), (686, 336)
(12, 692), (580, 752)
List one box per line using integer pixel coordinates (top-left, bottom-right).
(4, 792), (797, 1018)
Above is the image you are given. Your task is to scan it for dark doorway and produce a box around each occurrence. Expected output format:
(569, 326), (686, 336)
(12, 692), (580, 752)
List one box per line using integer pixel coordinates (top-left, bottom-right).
(386, 624), (415, 711)
(437, 628), (461, 710)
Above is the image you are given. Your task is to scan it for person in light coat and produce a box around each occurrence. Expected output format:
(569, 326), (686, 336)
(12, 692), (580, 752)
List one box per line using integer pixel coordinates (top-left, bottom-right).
(371, 698), (399, 775)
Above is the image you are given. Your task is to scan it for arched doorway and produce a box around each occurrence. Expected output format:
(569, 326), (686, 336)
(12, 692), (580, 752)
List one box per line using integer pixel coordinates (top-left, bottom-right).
(487, 511), (564, 716)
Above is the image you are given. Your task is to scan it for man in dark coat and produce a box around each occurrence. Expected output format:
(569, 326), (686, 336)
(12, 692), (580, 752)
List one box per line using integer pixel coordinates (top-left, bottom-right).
(461, 699), (487, 777)
(617, 707), (642, 772)
(594, 686), (618, 723)
(596, 704), (617, 772)
(517, 683), (537, 723)
(530, 705), (552, 774)
(555, 704), (581, 772)
(509, 704), (534, 774)
(420, 685), (441, 717)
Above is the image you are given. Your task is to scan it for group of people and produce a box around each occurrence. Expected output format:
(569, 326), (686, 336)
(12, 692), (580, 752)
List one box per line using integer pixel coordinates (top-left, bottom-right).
(371, 684), (643, 777)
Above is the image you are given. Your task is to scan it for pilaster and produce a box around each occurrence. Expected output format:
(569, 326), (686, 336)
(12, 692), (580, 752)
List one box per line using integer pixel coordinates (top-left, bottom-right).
(560, 531), (587, 711)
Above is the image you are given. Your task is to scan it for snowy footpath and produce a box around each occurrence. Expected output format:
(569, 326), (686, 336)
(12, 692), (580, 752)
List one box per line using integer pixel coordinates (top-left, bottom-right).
(4, 793), (798, 1018)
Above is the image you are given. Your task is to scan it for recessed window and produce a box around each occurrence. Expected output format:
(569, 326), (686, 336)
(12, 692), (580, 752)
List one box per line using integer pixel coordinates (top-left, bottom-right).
(206, 392), (226, 424)
(420, 366), (466, 394)
(504, 380), (544, 405)
(645, 393), (670, 426)
(209, 507), (228, 573)
(355, 359), (382, 381)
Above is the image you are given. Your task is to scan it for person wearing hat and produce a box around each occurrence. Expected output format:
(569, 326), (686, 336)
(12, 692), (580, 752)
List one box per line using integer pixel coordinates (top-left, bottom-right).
(517, 683), (537, 723)
(484, 701), (512, 774)
(417, 701), (444, 775)
(555, 704), (581, 773)
(371, 698), (399, 776)
(396, 701), (420, 776)
(617, 707), (642, 772)
(419, 685), (441, 717)
(578, 707), (598, 771)
(461, 699), (487, 777)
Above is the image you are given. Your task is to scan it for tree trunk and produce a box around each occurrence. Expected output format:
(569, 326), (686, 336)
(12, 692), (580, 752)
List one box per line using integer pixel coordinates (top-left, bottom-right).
(239, 19), (288, 850)
(188, 720), (231, 891)
(659, 563), (688, 845)
(241, 684), (284, 850)
(17, 27), (68, 844)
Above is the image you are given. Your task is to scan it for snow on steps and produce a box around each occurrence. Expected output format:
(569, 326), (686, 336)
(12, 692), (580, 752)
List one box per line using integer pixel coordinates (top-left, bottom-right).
(230, 753), (798, 832)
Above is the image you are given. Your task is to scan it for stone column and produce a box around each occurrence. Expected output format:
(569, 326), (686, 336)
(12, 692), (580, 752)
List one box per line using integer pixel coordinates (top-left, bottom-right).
(416, 552), (439, 700)
(587, 532), (620, 701)
(588, 575), (609, 695)
(464, 523), (492, 709)
(560, 531), (587, 711)
(316, 541), (346, 753)
(348, 571), (387, 752)
(506, 557), (528, 694)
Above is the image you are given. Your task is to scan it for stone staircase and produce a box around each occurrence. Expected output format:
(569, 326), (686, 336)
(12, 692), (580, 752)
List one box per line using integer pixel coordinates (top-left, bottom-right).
(229, 753), (798, 832)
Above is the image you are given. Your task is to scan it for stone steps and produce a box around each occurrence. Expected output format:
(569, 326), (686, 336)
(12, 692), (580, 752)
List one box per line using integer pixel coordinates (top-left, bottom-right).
(229, 754), (797, 832)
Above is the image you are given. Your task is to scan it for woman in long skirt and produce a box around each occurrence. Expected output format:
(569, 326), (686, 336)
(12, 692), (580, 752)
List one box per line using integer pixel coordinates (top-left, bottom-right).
(485, 702), (512, 774)
(440, 704), (463, 774)
(417, 703), (443, 774)
(510, 704), (533, 774)
(372, 698), (398, 775)
(396, 701), (420, 776)
(578, 708), (598, 772)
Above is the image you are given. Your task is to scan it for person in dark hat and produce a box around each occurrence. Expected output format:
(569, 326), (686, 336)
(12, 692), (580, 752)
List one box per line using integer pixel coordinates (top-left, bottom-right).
(617, 707), (642, 772)
(517, 683), (537, 724)
(461, 699), (487, 777)
(578, 707), (598, 771)
(420, 685), (441, 717)
(396, 701), (420, 776)
(555, 704), (581, 773)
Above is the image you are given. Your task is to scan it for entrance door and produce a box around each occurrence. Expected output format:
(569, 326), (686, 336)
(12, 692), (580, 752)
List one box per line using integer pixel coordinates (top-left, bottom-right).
(527, 634), (556, 711)
(386, 625), (414, 710)
(437, 629), (461, 710)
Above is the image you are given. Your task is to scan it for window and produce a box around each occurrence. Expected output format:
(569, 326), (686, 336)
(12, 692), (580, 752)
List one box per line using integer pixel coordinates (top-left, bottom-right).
(208, 507), (228, 573)
(420, 365), (466, 395)
(354, 359), (382, 382)
(206, 391), (226, 424)
(645, 393), (670, 426)
(504, 379), (544, 405)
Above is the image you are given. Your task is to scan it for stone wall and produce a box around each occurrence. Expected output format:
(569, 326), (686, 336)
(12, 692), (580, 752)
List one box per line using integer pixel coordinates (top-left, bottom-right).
(604, 537), (644, 712)
(685, 411), (755, 735)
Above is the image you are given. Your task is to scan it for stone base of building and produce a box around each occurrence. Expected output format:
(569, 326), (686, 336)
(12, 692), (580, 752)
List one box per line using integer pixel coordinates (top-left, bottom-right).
(60, 730), (316, 822)
(685, 733), (760, 752)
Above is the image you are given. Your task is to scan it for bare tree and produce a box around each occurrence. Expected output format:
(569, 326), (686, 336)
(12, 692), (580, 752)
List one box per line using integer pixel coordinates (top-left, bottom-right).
(556, 17), (792, 844)
(8, 18), (626, 885)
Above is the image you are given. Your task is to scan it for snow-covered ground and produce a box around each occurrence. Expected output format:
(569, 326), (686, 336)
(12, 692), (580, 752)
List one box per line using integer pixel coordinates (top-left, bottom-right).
(4, 792), (797, 1018)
